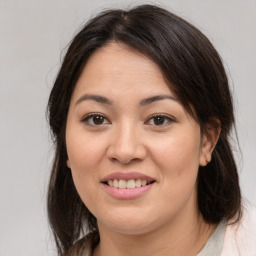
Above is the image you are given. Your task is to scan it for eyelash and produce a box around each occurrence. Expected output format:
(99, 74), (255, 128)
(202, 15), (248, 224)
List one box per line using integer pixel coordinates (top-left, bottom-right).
(81, 113), (110, 126)
(146, 114), (174, 126)
(81, 113), (174, 127)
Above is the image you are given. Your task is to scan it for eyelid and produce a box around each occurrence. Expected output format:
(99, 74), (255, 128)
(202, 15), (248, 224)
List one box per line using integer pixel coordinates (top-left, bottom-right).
(81, 112), (111, 126)
(145, 114), (175, 126)
(80, 112), (175, 127)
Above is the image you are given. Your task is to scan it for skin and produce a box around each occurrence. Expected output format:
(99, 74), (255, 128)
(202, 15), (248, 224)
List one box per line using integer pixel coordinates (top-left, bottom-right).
(66, 42), (219, 256)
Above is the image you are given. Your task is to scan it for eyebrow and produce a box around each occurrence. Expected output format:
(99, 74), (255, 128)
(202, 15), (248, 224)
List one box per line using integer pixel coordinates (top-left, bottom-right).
(75, 93), (177, 106)
(139, 95), (177, 106)
(75, 94), (113, 106)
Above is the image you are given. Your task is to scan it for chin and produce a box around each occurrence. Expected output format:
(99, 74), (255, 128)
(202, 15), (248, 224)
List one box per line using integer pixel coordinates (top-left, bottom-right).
(100, 221), (156, 236)
(96, 209), (161, 235)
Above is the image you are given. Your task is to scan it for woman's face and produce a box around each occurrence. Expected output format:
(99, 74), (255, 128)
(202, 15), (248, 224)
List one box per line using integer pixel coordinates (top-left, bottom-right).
(66, 42), (212, 235)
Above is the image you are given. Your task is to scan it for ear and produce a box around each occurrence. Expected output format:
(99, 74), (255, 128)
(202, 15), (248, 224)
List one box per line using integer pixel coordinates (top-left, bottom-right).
(199, 118), (221, 167)
(67, 159), (71, 168)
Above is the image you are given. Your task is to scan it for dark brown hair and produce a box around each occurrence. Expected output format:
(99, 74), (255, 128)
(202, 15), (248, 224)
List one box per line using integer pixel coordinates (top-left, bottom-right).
(47, 4), (241, 255)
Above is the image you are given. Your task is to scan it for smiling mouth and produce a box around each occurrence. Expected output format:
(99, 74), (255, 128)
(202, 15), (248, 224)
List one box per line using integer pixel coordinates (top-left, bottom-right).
(102, 179), (156, 189)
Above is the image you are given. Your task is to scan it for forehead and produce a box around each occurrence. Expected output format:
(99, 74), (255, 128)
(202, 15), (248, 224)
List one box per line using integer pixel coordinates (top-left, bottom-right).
(72, 42), (174, 100)
(86, 42), (159, 72)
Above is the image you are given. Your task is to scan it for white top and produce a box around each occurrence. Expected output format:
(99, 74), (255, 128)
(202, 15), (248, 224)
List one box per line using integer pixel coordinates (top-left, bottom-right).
(197, 219), (226, 256)
(221, 203), (256, 255)
(81, 204), (256, 256)
(198, 203), (256, 256)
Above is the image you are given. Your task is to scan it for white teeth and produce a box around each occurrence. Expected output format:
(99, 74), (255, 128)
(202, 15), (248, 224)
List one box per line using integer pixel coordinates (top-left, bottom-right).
(107, 180), (113, 187)
(135, 179), (142, 187)
(113, 179), (119, 188)
(107, 179), (150, 189)
(127, 179), (135, 189)
(119, 179), (127, 189)
(141, 180), (147, 186)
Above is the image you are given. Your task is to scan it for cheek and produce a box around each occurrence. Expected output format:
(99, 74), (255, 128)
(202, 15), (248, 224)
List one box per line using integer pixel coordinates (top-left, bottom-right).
(66, 131), (106, 172)
(66, 131), (108, 204)
(148, 133), (201, 216)
(149, 129), (201, 201)
(151, 131), (201, 176)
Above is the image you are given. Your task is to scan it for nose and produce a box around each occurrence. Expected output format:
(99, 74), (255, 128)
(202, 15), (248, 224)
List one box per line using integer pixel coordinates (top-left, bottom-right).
(106, 122), (147, 164)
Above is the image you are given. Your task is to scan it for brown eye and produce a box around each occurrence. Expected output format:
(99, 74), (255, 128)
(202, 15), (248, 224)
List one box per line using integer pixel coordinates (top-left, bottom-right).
(92, 115), (105, 125)
(82, 114), (110, 126)
(153, 116), (166, 125)
(146, 115), (173, 126)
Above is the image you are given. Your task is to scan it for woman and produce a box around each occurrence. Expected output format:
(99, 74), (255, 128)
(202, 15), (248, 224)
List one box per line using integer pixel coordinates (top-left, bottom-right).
(47, 4), (256, 256)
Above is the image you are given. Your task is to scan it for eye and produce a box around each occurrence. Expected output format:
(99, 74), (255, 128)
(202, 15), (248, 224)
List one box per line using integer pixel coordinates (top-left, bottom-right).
(146, 115), (174, 126)
(82, 113), (110, 126)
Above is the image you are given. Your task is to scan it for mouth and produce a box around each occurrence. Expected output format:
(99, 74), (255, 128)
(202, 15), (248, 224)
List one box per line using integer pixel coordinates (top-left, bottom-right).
(101, 172), (156, 189)
(102, 179), (156, 189)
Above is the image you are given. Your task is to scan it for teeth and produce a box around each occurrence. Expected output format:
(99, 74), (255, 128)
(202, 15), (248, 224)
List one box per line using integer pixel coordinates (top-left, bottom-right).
(107, 180), (113, 187)
(135, 179), (141, 187)
(113, 179), (119, 188)
(127, 179), (135, 189)
(141, 180), (147, 186)
(119, 179), (126, 189)
(107, 179), (150, 189)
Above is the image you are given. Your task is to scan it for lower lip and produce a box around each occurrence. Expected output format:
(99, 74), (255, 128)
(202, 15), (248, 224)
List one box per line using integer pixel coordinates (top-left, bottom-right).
(101, 183), (155, 199)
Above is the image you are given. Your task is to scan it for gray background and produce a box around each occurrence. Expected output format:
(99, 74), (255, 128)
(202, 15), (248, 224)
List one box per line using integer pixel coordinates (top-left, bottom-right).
(0, 0), (255, 255)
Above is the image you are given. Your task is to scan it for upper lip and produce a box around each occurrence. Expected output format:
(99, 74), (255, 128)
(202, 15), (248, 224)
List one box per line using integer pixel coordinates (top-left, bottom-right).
(101, 172), (155, 183)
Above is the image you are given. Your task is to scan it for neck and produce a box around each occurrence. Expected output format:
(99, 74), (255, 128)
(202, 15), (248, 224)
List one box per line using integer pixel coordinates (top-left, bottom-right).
(93, 210), (216, 256)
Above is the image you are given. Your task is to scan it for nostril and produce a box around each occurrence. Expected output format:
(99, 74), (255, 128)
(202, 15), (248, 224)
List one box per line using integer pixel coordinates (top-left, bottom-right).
(106, 140), (147, 164)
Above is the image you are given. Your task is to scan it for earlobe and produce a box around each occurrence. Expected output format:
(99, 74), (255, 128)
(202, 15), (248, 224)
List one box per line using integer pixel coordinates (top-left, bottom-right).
(199, 134), (213, 166)
(199, 119), (221, 167)
(67, 159), (71, 168)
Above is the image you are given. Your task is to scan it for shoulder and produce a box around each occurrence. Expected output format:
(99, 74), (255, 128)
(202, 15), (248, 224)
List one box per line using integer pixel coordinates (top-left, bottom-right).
(222, 202), (256, 256)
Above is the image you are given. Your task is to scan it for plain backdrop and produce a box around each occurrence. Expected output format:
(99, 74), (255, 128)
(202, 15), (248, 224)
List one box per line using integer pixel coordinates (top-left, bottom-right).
(0, 0), (255, 255)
